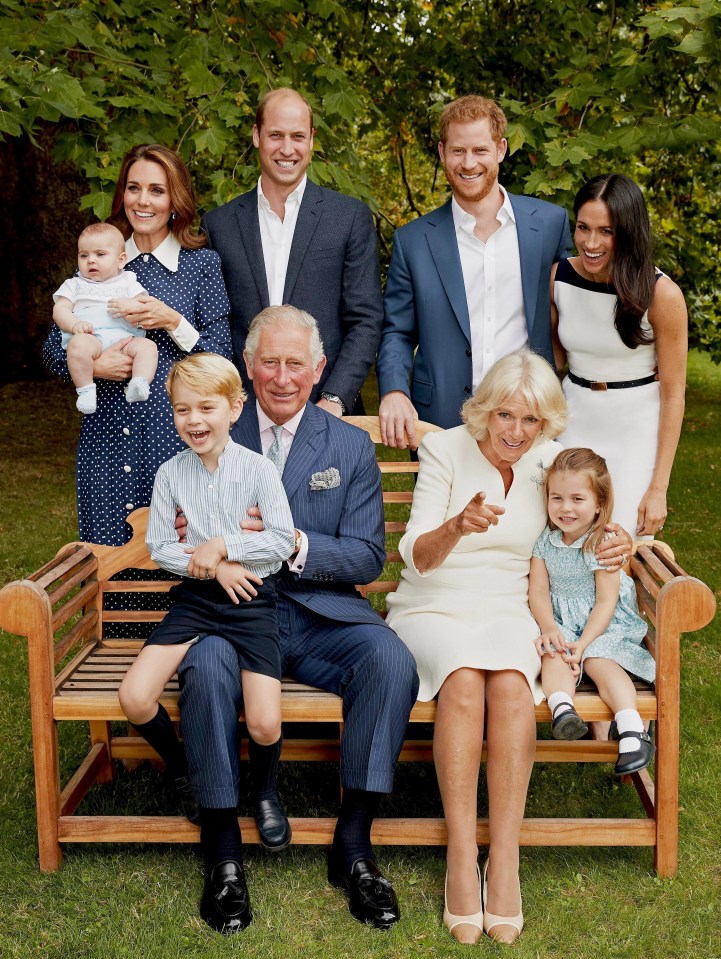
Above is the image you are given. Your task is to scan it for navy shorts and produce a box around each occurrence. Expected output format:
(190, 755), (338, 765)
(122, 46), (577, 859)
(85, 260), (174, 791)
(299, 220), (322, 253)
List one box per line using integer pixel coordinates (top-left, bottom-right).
(145, 576), (280, 679)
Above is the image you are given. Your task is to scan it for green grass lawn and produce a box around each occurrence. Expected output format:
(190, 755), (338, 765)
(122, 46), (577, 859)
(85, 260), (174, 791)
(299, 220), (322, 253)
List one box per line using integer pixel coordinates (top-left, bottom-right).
(1, 354), (719, 958)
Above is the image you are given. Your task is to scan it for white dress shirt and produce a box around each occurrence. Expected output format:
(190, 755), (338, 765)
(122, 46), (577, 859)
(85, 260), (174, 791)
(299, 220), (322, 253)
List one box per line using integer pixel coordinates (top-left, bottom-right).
(257, 175), (307, 305)
(257, 401), (309, 572)
(125, 233), (201, 352)
(452, 186), (527, 389)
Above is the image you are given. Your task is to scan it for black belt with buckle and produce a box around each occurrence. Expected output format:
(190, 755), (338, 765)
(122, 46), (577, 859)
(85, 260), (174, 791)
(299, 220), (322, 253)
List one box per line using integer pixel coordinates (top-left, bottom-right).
(568, 371), (658, 391)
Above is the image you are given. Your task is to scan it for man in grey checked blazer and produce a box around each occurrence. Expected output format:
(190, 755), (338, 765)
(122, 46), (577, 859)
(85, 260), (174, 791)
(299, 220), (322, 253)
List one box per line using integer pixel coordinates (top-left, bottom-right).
(179, 306), (419, 932)
(201, 87), (383, 417)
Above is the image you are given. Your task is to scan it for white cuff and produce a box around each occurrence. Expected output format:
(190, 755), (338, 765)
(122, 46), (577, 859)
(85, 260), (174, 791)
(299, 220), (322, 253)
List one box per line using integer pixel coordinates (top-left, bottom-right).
(288, 530), (309, 574)
(167, 315), (199, 353)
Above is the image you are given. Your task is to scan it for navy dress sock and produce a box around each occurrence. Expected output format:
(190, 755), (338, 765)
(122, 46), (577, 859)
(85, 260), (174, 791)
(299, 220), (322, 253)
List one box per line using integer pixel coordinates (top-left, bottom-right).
(332, 788), (381, 873)
(133, 702), (187, 778)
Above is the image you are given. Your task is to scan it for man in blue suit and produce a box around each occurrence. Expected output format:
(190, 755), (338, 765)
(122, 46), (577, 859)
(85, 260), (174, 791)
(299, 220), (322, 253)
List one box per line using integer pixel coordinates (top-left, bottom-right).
(179, 306), (419, 934)
(377, 94), (572, 447)
(202, 88), (383, 417)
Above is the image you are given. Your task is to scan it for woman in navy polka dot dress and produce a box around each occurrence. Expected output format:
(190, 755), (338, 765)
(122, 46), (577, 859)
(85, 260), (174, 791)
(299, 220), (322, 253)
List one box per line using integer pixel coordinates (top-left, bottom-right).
(44, 145), (232, 545)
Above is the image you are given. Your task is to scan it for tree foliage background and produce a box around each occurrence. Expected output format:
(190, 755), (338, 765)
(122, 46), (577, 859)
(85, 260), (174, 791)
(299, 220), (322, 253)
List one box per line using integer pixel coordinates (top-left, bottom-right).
(1, 0), (719, 379)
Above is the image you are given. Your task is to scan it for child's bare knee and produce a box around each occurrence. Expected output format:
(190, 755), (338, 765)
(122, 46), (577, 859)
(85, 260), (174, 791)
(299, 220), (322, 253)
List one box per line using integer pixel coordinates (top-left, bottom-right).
(246, 715), (281, 745)
(118, 678), (152, 724)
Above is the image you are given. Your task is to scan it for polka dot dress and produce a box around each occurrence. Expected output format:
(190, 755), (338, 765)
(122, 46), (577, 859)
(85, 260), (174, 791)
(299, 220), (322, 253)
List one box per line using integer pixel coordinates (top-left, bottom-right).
(44, 247), (232, 546)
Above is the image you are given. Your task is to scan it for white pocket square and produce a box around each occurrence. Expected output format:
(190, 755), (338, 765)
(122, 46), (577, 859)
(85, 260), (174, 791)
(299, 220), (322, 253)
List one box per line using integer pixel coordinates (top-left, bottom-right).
(309, 467), (341, 490)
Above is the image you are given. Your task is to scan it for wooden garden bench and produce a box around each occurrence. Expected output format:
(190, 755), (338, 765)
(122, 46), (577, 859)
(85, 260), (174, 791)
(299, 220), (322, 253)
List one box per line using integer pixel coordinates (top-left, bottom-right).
(0, 416), (715, 875)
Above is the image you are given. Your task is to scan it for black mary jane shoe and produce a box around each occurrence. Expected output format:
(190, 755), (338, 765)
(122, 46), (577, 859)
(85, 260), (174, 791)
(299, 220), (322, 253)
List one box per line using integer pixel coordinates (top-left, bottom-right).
(328, 854), (400, 930)
(614, 729), (656, 777)
(200, 860), (253, 934)
(551, 703), (589, 741)
(255, 796), (292, 851)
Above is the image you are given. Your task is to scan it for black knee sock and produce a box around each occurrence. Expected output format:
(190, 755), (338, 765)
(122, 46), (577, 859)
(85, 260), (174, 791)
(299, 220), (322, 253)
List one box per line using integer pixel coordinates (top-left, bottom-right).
(248, 735), (282, 802)
(332, 788), (381, 872)
(199, 806), (243, 874)
(133, 703), (187, 779)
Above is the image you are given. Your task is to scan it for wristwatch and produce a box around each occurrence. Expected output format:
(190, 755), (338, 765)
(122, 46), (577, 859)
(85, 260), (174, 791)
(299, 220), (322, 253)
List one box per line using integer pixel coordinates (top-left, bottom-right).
(321, 391), (346, 413)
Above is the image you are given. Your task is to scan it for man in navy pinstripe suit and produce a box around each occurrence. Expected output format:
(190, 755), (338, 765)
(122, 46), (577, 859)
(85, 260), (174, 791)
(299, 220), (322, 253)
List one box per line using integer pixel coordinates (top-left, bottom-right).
(178, 306), (419, 934)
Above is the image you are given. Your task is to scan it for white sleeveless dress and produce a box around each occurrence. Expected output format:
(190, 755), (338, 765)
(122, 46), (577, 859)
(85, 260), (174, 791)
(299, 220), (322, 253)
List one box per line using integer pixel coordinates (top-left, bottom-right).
(554, 258), (660, 536)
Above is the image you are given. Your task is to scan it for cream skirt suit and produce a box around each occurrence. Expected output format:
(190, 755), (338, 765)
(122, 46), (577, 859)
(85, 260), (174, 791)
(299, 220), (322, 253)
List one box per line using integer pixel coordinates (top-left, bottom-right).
(386, 427), (562, 703)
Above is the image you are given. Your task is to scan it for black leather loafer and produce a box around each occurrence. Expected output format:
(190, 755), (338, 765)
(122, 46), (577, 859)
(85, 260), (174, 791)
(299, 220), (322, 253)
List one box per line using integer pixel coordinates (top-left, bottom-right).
(614, 729), (655, 776)
(256, 796), (292, 851)
(328, 855), (400, 929)
(200, 860), (252, 934)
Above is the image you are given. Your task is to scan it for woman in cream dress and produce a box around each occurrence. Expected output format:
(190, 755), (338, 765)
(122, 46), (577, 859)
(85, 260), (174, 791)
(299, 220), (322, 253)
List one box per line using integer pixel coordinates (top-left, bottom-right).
(386, 352), (629, 946)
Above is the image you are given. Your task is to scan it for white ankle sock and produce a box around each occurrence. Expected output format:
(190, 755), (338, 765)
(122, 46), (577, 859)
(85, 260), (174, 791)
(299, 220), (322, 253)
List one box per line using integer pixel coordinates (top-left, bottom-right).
(615, 708), (644, 753)
(76, 384), (97, 414)
(125, 377), (150, 403)
(548, 692), (574, 717)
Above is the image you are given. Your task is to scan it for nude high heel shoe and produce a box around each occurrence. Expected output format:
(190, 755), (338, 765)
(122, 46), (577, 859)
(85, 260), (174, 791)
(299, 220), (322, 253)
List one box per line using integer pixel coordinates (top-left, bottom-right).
(482, 859), (524, 944)
(443, 864), (484, 945)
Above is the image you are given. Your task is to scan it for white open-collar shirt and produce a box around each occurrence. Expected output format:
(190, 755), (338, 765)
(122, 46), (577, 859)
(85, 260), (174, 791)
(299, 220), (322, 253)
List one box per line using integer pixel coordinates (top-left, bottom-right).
(257, 174), (308, 305)
(452, 185), (527, 389)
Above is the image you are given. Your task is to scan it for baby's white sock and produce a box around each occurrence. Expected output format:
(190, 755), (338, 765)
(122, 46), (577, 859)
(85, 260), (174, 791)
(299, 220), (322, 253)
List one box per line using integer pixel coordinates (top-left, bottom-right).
(76, 384), (97, 414)
(125, 377), (150, 403)
(548, 691), (574, 717)
(615, 708), (644, 753)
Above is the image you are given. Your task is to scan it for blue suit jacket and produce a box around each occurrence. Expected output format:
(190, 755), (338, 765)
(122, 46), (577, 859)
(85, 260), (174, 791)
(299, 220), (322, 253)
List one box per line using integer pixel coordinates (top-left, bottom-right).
(231, 401), (387, 626)
(376, 193), (572, 429)
(202, 180), (383, 413)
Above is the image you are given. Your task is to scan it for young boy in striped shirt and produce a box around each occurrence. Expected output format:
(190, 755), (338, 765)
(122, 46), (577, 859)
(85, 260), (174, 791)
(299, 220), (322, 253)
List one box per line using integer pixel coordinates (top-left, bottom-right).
(118, 353), (295, 856)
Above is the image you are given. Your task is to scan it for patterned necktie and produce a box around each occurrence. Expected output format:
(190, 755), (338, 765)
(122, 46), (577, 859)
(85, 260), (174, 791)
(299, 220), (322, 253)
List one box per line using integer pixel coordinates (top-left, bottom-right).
(268, 424), (286, 476)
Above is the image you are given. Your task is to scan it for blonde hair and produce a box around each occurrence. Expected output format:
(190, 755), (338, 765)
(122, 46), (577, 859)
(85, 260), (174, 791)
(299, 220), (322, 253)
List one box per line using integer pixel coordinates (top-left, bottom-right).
(439, 95), (507, 144)
(78, 222), (125, 252)
(166, 353), (246, 406)
(244, 305), (324, 368)
(545, 448), (614, 555)
(461, 351), (567, 441)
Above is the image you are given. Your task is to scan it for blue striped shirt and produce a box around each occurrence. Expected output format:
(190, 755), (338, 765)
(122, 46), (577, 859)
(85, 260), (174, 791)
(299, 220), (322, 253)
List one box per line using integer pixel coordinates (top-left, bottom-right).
(147, 439), (295, 579)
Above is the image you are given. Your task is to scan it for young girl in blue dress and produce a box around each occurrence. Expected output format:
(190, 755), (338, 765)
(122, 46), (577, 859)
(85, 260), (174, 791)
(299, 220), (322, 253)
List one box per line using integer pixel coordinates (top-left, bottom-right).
(529, 447), (656, 776)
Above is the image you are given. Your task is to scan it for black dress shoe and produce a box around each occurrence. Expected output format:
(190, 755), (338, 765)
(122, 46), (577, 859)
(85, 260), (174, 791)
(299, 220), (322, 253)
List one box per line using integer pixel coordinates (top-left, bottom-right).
(200, 860), (252, 934)
(175, 776), (200, 825)
(328, 855), (400, 929)
(255, 796), (292, 851)
(614, 729), (656, 776)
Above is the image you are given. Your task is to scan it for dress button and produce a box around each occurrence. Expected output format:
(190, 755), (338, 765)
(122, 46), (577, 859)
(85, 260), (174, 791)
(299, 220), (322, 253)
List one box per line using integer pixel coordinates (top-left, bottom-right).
(123, 427), (130, 435)
(125, 503), (134, 510)
(143, 254), (149, 262)
(123, 465), (131, 473)
(464, 386), (471, 394)
(465, 348), (472, 357)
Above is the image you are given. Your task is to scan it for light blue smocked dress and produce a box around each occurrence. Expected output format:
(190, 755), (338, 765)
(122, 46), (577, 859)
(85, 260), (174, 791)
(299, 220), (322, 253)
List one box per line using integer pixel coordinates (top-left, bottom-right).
(533, 526), (656, 683)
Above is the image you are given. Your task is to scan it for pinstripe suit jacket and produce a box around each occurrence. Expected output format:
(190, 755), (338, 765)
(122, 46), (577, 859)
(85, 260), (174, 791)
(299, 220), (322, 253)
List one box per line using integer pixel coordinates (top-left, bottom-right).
(231, 401), (388, 626)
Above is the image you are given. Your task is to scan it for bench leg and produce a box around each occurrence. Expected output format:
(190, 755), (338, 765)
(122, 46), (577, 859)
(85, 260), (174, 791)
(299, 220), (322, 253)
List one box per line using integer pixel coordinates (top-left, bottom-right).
(90, 721), (115, 784)
(34, 718), (62, 871)
(653, 709), (679, 877)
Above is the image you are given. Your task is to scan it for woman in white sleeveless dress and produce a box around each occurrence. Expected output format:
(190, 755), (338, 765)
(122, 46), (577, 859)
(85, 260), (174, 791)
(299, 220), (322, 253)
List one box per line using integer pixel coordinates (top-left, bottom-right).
(551, 174), (687, 538)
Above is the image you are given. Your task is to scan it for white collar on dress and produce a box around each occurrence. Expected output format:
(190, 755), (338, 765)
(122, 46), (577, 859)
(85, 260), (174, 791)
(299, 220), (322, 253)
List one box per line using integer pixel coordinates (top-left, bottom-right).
(125, 232), (181, 272)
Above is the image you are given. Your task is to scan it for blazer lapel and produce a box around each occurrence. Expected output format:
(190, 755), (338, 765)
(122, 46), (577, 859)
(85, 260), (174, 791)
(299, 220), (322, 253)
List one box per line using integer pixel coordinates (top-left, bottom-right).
(283, 181), (323, 302)
(510, 195), (542, 335)
(425, 201), (471, 343)
(233, 189), (270, 308)
(282, 403), (327, 501)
